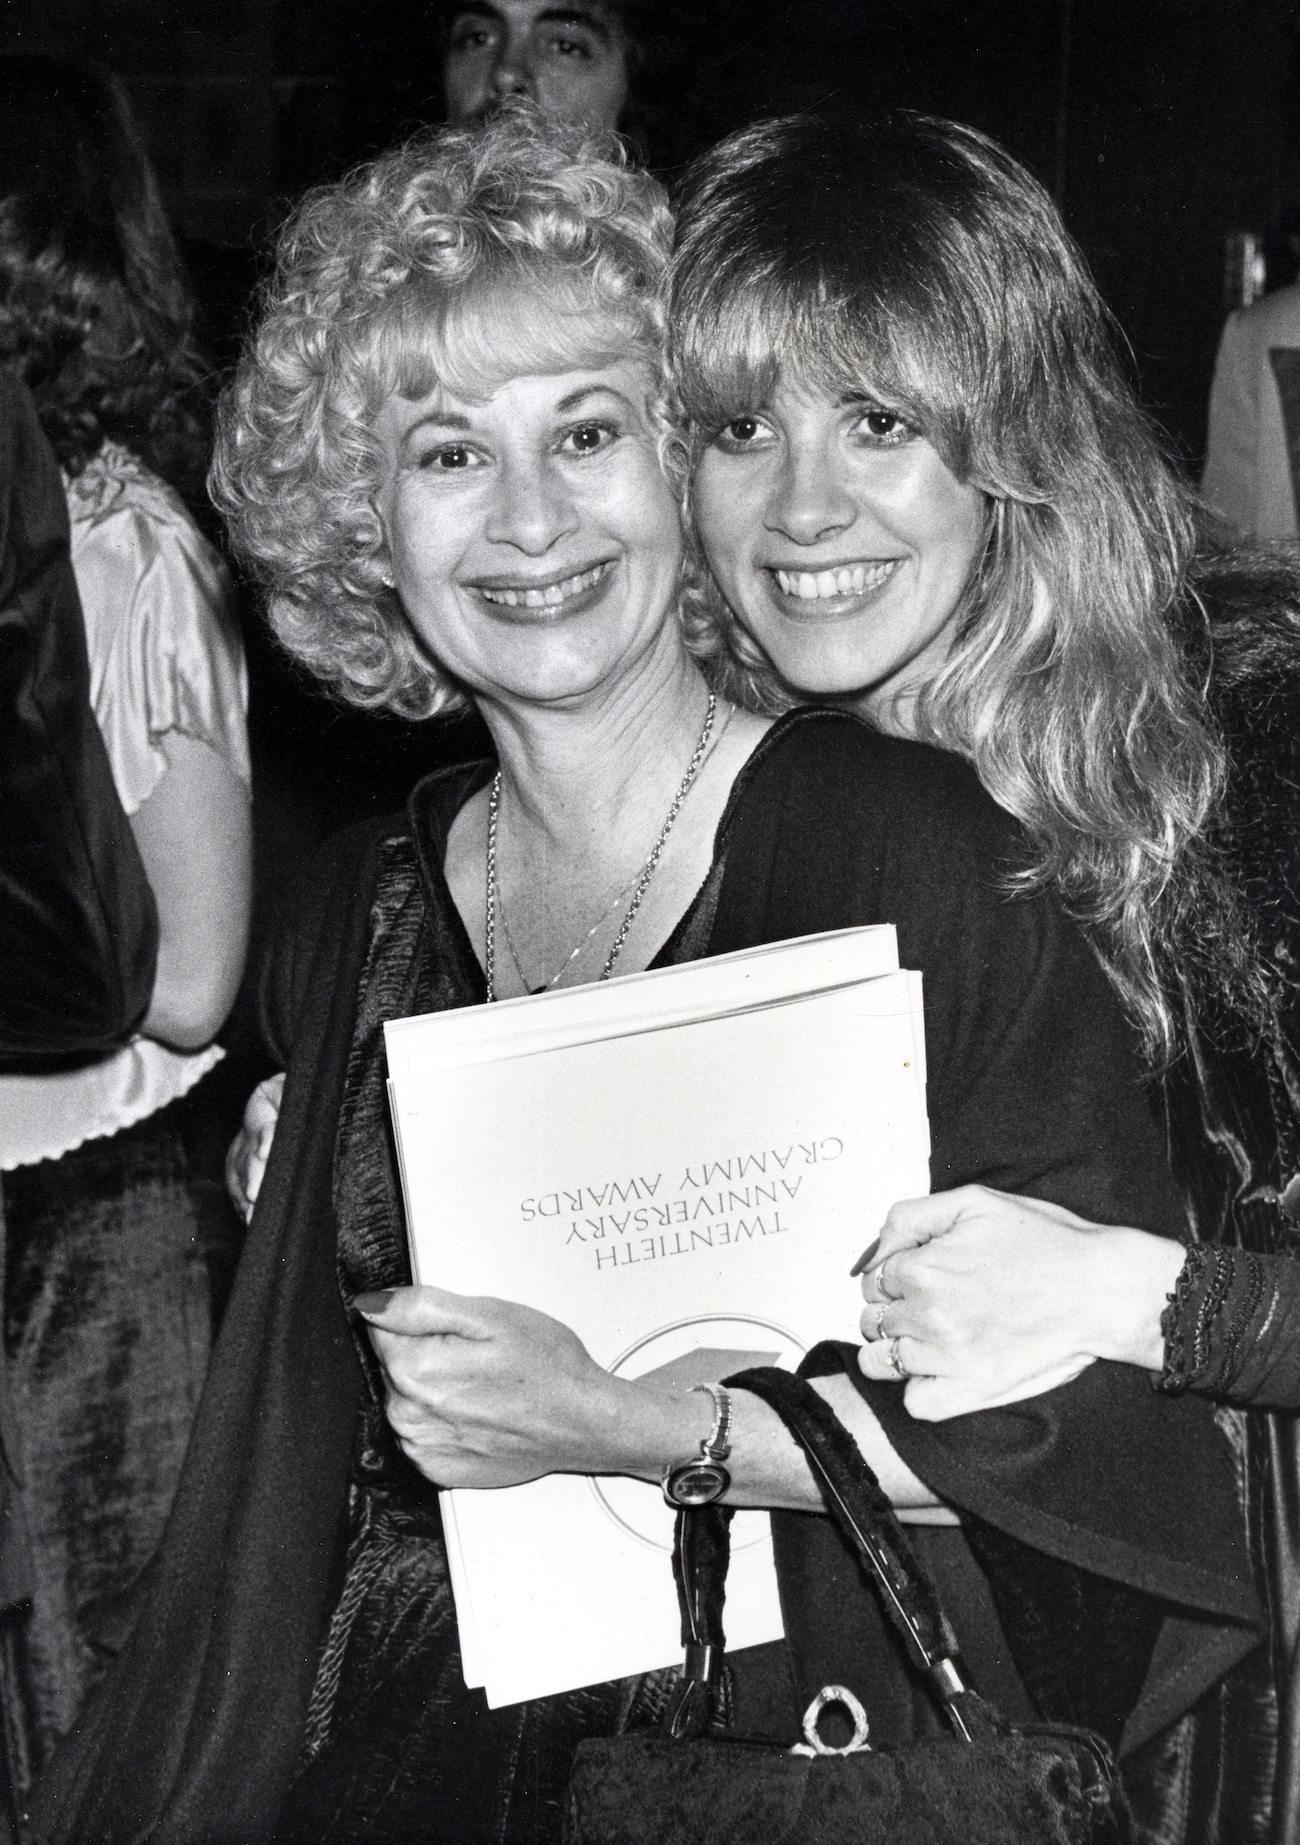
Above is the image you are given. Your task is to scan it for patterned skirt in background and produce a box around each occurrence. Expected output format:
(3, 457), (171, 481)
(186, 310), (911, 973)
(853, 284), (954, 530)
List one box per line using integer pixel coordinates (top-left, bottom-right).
(0, 1100), (211, 1813)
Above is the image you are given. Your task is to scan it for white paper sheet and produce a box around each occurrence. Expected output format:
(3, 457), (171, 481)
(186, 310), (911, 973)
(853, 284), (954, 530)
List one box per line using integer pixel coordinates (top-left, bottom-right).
(386, 930), (929, 1706)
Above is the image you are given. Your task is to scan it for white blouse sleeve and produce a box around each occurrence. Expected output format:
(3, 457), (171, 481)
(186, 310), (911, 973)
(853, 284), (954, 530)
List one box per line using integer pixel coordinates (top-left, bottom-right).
(69, 451), (250, 817)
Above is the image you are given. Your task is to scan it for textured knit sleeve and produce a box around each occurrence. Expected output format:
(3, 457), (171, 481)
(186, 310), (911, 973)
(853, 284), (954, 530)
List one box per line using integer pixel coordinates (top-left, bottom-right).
(1159, 1243), (1300, 1407)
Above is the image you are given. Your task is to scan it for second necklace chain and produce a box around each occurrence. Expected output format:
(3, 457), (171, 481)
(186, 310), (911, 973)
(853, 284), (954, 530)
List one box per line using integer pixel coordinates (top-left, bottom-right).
(485, 691), (719, 1001)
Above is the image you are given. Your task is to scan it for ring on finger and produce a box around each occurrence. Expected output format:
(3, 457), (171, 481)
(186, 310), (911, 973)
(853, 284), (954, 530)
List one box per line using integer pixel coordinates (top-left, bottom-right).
(870, 1301), (888, 1340)
(877, 1257), (901, 1301)
(887, 1337), (909, 1380)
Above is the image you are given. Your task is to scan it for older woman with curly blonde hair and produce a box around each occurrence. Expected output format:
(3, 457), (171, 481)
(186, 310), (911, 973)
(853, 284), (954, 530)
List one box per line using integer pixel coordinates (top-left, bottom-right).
(31, 111), (1261, 1845)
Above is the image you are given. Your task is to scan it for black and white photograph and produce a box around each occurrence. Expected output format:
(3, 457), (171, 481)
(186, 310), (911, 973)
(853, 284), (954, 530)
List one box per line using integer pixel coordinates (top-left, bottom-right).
(1, 4), (1299, 1842)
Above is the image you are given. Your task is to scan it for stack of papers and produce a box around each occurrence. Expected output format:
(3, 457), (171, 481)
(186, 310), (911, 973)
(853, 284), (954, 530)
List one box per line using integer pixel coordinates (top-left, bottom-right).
(385, 925), (930, 1707)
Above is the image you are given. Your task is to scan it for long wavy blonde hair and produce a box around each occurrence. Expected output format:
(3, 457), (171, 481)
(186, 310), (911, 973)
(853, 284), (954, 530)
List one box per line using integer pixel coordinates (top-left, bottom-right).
(665, 111), (1264, 1065)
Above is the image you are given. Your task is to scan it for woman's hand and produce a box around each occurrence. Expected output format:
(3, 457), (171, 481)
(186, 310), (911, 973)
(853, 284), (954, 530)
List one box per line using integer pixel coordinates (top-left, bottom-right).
(354, 1286), (949, 1515)
(856, 1186), (1185, 1420)
(225, 1072), (285, 1224)
(355, 1285), (654, 1489)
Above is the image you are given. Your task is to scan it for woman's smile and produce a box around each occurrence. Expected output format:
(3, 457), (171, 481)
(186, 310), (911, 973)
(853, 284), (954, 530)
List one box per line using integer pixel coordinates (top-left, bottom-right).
(767, 557), (904, 613)
(474, 558), (616, 613)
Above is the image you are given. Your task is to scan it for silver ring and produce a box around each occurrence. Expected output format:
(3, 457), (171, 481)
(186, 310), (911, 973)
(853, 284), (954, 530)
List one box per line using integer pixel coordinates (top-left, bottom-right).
(887, 1337), (909, 1380)
(877, 1257), (899, 1300)
(871, 1301), (888, 1340)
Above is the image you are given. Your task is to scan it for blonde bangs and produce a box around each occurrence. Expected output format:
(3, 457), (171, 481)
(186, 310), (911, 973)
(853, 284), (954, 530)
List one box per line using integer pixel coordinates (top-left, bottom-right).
(672, 265), (973, 474)
(360, 264), (649, 412)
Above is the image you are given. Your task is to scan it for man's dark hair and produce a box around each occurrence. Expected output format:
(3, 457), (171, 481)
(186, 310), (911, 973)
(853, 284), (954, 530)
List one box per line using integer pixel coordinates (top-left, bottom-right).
(361, 0), (741, 172)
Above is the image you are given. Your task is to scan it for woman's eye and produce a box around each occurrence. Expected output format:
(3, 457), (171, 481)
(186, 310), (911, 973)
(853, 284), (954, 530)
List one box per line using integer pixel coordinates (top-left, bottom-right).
(420, 444), (477, 471)
(854, 407), (911, 445)
(560, 422), (613, 456)
(714, 415), (773, 451)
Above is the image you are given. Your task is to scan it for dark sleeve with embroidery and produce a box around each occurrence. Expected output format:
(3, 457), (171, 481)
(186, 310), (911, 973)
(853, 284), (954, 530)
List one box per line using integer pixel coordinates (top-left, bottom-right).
(711, 715), (1259, 1752)
(1159, 1244), (1300, 1407)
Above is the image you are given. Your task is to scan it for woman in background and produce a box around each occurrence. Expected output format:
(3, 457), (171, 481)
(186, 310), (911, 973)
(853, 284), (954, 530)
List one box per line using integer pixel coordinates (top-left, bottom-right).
(668, 109), (1300, 1843)
(0, 54), (250, 1803)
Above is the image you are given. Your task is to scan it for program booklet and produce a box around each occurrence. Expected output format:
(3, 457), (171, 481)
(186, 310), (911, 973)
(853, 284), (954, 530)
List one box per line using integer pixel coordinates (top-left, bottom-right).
(384, 925), (930, 1707)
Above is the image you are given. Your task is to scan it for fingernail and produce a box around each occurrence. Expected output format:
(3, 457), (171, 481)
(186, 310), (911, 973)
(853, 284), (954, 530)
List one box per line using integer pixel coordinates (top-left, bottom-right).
(353, 1290), (396, 1316)
(849, 1238), (880, 1278)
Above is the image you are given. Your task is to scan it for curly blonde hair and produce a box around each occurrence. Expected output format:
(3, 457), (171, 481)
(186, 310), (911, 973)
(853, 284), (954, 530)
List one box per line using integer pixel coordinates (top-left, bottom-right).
(210, 109), (675, 718)
(669, 112), (1263, 1063)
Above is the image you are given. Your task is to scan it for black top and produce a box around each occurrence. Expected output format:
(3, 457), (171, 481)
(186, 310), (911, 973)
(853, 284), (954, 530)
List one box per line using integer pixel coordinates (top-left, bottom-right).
(30, 709), (1258, 1845)
(0, 373), (158, 1069)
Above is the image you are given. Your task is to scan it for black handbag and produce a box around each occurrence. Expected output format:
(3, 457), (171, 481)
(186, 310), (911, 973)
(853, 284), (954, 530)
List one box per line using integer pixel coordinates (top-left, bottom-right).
(565, 1366), (1132, 1845)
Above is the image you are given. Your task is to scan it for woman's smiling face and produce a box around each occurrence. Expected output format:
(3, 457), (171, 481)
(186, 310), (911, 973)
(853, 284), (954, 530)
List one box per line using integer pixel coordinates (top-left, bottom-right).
(691, 377), (989, 723)
(374, 352), (683, 710)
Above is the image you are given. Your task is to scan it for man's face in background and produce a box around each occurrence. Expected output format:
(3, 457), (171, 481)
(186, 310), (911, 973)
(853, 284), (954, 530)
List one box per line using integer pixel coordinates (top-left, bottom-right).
(443, 2), (630, 130)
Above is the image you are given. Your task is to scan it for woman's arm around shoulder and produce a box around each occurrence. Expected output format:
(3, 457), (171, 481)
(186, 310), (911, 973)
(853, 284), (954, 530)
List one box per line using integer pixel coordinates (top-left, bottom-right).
(857, 1185), (1300, 1414)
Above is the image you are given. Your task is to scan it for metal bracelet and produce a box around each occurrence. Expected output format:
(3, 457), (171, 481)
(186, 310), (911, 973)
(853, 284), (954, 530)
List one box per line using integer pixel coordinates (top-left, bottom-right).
(660, 1383), (734, 1506)
(689, 1382), (732, 1461)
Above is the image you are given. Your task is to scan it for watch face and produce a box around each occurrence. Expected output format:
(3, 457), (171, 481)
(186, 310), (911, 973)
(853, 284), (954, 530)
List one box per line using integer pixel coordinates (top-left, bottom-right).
(663, 1458), (732, 1507)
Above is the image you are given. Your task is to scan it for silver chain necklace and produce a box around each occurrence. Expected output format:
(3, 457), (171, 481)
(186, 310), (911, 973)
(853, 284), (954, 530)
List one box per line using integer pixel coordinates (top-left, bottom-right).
(485, 691), (717, 1002)
(496, 865), (638, 996)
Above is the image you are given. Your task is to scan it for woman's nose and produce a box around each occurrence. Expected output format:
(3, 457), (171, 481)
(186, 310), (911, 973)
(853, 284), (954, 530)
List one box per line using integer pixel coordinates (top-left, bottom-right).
(486, 457), (577, 553)
(764, 449), (857, 547)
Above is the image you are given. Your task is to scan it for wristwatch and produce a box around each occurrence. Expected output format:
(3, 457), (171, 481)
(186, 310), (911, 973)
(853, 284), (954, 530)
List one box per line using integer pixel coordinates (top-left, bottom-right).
(661, 1383), (732, 1507)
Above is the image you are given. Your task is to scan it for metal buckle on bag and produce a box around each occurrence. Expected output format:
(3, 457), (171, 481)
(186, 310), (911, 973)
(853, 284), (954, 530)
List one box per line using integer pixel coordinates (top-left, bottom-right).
(789, 1685), (872, 1757)
(682, 1642), (721, 1683)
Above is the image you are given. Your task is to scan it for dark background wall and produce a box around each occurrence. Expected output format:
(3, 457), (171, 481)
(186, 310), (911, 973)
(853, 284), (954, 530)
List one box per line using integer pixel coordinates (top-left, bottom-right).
(5, 0), (1298, 463)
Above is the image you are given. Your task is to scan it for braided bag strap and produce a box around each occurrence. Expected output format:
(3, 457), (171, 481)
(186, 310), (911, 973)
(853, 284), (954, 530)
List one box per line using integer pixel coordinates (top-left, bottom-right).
(724, 1365), (997, 1742)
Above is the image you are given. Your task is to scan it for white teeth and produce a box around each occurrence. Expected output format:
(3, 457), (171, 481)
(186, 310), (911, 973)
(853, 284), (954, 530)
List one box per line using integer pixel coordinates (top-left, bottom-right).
(774, 561), (899, 600)
(480, 564), (609, 608)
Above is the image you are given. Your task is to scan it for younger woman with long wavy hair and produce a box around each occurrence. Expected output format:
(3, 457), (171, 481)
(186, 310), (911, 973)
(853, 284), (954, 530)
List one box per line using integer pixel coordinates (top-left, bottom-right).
(671, 110), (1271, 1066)
(670, 110), (1300, 1844)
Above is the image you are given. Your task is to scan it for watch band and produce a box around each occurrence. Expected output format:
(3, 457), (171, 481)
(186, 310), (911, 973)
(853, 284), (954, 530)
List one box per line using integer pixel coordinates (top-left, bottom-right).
(661, 1383), (733, 1507)
(692, 1381), (732, 1461)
